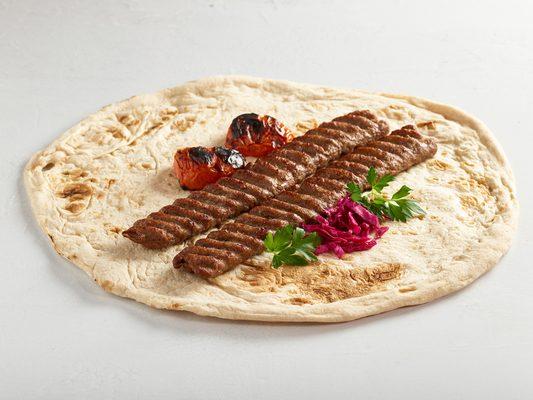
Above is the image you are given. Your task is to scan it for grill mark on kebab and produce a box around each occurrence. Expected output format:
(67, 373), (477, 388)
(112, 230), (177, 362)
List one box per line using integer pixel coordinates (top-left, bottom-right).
(203, 184), (256, 210)
(285, 140), (329, 167)
(303, 176), (347, 192)
(161, 205), (215, 228)
(266, 199), (317, 220)
(315, 168), (360, 184)
(222, 222), (269, 237)
(298, 183), (338, 203)
(174, 126), (437, 278)
(194, 238), (254, 253)
(368, 141), (409, 158)
(256, 155), (299, 183)
(143, 219), (189, 239)
(209, 230), (264, 249)
(293, 135), (341, 161)
(238, 214), (288, 231)
(276, 192), (326, 213)
(218, 177), (271, 201)
(270, 151), (312, 181)
(251, 206), (305, 225)
(182, 246), (241, 264)
(177, 198), (230, 220)
(276, 148), (315, 168)
(249, 159), (289, 182)
(382, 134), (426, 155)
(123, 110), (389, 249)
(188, 191), (243, 211)
(309, 128), (352, 150)
(230, 170), (279, 194)
(149, 213), (195, 235)
(325, 161), (368, 180)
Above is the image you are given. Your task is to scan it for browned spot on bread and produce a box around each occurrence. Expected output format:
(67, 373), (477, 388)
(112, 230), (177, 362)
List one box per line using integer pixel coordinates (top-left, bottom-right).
(239, 265), (282, 287)
(42, 162), (55, 171)
(416, 121), (436, 129)
(108, 126), (124, 139)
(427, 159), (451, 171)
(238, 263), (404, 305)
(65, 202), (85, 213)
(62, 169), (88, 178)
(399, 285), (417, 293)
(145, 122), (164, 136)
(102, 222), (122, 235)
(289, 297), (312, 305)
(452, 177), (493, 216)
(460, 194), (480, 209)
(365, 263), (402, 282)
(100, 280), (114, 291)
(295, 119), (318, 134)
(59, 182), (93, 198)
(117, 113), (140, 129)
(58, 180), (93, 213)
(173, 118), (195, 132)
(67, 193), (88, 201)
(159, 108), (178, 121)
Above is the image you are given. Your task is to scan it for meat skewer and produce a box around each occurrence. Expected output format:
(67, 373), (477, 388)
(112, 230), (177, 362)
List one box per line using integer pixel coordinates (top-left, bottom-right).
(174, 126), (437, 278)
(123, 110), (389, 249)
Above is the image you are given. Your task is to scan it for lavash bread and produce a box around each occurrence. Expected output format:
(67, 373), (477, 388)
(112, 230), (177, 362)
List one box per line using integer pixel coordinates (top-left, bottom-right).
(24, 76), (517, 322)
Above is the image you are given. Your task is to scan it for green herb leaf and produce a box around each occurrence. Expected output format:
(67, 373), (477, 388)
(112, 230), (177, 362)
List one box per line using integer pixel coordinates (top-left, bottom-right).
(293, 231), (321, 254)
(292, 226), (305, 244)
(347, 182), (362, 202)
(366, 167), (377, 186)
(269, 225), (293, 251)
(392, 185), (412, 200)
(346, 176), (425, 223)
(296, 249), (318, 263)
(263, 225), (321, 269)
(264, 231), (275, 251)
(387, 202), (407, 222)
(399, 199), (426, 217)
(282, 254), (309, 266)
(271, 254), (283, 269)
(372, 174), (395, 192)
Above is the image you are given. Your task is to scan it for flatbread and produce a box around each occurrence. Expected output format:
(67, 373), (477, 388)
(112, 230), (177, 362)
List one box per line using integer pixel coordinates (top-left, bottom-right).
(24, 76), (518, 322)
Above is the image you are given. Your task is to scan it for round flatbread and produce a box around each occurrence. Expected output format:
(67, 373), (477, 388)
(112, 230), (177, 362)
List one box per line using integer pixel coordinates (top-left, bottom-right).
(24, 76), (518, 322)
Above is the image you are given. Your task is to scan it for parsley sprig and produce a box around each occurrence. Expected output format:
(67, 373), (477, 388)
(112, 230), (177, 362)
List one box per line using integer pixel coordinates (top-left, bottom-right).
(264, 225), (321, 268)
(347, 167), (425, 222)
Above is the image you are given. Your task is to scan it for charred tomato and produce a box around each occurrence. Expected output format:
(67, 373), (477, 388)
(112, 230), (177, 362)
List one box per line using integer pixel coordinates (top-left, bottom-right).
(225, 113), (294, 157)
(173, 146), (245, 190)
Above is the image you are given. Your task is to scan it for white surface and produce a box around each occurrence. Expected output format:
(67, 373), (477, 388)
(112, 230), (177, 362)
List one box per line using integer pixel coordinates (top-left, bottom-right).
(1, 0), (532, 398)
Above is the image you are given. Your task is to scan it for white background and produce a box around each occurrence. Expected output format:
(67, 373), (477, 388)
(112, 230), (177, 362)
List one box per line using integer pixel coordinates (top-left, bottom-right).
(1, 0), (532, 399)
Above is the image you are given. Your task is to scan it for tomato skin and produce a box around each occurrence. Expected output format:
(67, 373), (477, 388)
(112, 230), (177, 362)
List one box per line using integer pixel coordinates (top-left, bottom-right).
(173, 146), (245, 190)
(173, 114), (292, 189)
(225, 113), (294, 157)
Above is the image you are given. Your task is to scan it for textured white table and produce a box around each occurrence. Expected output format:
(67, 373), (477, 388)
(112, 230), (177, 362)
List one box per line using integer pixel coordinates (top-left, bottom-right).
(1, 1), (532, 399)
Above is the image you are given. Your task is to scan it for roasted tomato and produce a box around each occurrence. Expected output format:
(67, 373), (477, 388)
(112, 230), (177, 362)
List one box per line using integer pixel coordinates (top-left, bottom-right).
(173, 146), (245, 190)
(225, 113), (294, 157)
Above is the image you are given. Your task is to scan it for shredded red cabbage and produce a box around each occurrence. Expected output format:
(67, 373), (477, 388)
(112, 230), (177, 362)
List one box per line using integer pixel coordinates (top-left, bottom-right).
(302, 196), (388, 258)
